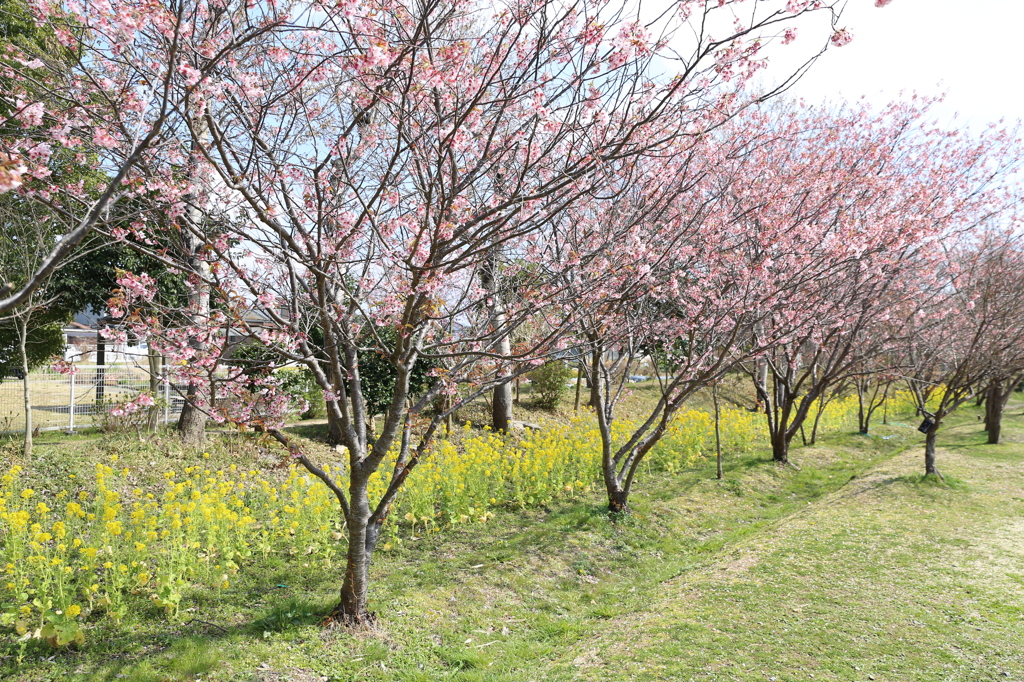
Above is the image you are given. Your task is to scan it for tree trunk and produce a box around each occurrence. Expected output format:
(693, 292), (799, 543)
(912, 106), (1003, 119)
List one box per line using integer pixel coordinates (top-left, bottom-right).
(177, 402), (207, 445)
(573, 364), (582, 413)
(444, 395), (453, 436)
(492, 377), (512, 432)
(333, 481), (377, 624)
(809, 395), (829, 445)
(482, 246), (512, 432)
(924, 426), (939, 475)
(327, 407), (344, 446)
(607, 487), (629, 513)
(771, 428), (789, 464)
(760, 369), (791, 465)
(176, 118), (211, 446)
(857, 380), (869, 434)
(713, 382), (723, 480)
(590, 339), (629, 514)
(985, 380), (1004, 445)
(588, 369), (600, 409)
(987, 400), (1004, 445)
(18, 316), (32, 458)
(147, 347), (162, 433)
(754, 359), (769, 412)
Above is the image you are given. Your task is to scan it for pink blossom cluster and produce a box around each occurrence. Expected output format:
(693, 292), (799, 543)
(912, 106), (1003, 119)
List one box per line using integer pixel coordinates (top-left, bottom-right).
(50, 358), (79, 376)
(0, 153), (26, 193)
(109, 391), (156, 417)
(830, 28), (853, 47)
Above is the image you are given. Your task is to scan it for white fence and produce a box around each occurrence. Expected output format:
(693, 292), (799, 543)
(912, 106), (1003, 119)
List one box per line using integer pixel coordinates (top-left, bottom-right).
(0, 364), (187, 435)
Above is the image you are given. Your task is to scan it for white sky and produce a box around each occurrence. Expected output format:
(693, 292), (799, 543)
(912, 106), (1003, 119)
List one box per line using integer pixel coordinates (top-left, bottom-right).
(763, 0), (1024, 128)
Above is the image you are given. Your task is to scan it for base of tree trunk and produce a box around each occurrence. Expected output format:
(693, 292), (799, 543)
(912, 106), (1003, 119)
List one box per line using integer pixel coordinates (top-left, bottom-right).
(176, 403), (207, 445)
(325, 603), (377, 627)
(607, 490), (629, 514)
(924, 429), (939, 477)
(770, 434), (789, 465)
(985, 383), (1004, 444)
(492, 382), (513, 432)
(987, 424), (1002, 445)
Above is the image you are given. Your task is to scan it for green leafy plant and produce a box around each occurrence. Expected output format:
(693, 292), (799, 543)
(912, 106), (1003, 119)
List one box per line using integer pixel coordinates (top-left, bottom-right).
(527, 361), (574, 410)
(276, 367), (324, 419)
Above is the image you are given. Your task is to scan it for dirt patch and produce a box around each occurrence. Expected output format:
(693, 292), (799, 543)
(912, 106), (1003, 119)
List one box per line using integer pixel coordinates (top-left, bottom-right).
(572, 648), (604, 669)
(722, 552), (758, 573)
(969, 518), (1024, 594)
(253, 667), (327, 682)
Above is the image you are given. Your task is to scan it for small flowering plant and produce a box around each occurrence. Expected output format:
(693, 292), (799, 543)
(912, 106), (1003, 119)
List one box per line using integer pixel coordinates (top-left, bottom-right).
(96, 391), (161, 436)
(36, 601), (86, 648)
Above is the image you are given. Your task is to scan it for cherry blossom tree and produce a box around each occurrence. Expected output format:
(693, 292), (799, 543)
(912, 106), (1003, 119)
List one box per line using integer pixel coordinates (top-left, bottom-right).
(973, 240), (1024, 444)
(904, 229), (1024, 473)
(560, 133), (795, 511)
(733, 100), (1022, 466)
(852, 356), (899, 435)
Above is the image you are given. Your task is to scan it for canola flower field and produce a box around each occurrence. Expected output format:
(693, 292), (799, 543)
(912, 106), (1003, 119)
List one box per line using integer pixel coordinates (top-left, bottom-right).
(0, 391), (926, 648)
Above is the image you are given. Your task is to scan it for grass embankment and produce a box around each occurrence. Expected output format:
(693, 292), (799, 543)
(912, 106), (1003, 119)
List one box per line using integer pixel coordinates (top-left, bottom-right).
(2, 396), (1023, 681)
(545, 407), (1024, 681)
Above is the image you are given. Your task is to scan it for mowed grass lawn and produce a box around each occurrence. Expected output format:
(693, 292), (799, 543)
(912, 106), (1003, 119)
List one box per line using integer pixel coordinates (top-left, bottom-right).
(545, 408), (1024, 682)
(2, 397), (1023, 681)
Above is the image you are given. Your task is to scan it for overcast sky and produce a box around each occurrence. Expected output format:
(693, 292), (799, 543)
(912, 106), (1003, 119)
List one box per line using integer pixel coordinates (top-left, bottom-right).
(765, 0), (1024, 128)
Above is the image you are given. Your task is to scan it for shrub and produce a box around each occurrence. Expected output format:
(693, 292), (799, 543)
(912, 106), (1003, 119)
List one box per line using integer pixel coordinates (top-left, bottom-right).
(95, 392), (163, 436)
(528, 361), (574, 410)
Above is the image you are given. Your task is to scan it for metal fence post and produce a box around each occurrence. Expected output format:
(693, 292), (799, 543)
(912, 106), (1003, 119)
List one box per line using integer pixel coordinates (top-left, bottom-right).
(163, 376), (171, 426)
(68, 370), (76, 432)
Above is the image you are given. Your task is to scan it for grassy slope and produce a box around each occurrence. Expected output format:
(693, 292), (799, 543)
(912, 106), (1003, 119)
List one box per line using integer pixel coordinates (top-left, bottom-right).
(544, 406), (1024, 681)
(2, 395), (1023, 681)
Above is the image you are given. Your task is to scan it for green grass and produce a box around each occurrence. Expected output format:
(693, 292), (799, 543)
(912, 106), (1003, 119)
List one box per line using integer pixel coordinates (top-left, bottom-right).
(3, 397), (1024, 681)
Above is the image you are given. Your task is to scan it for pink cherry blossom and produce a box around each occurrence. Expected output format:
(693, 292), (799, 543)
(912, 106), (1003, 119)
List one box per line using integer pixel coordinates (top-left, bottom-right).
(51, 358), (79, 376)
(830, 28), (853, 46)
(0, 151), (26, 191)
(16, 101), (45, 126)
(92, 129), (118, 148)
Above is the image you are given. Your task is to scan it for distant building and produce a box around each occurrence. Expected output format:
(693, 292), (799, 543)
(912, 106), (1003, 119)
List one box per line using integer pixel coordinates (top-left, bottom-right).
(63, 308), (292, 365)
(62, 311), (147, 364)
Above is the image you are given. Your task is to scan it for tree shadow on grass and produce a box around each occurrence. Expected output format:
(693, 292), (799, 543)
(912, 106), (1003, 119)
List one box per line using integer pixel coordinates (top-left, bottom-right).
(282, 421), (330, 442)
(49, 594), (335, 682)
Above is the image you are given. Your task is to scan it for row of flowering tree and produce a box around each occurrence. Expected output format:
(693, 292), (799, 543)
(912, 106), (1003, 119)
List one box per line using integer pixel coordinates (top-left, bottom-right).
(898, 228), (1024, 475)
(560, 98), (1024, 506)
(4, 0), (1024, 627)
(2, 0), (855, 623)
